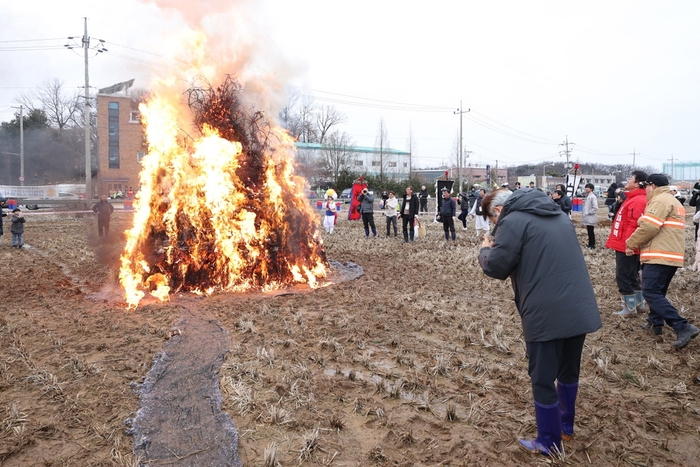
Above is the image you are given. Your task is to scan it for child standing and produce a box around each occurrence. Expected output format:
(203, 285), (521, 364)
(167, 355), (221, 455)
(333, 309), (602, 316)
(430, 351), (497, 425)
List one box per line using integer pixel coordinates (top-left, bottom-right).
(323, 196), (337, 234)
(10, 208), (26, 248)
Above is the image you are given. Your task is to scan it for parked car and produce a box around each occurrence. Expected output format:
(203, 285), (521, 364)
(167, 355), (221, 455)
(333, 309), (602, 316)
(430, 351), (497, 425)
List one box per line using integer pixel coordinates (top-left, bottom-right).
(339, 188), (353, 203)
(25, 192), (81, 210)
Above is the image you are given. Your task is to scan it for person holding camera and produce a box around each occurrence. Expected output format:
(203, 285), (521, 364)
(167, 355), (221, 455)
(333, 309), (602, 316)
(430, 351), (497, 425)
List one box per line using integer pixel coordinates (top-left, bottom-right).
(478, 188), (601, 457)
(468, 188), (489, 238)
(440, 189), (457, 243)
(357, 188), (377, 238)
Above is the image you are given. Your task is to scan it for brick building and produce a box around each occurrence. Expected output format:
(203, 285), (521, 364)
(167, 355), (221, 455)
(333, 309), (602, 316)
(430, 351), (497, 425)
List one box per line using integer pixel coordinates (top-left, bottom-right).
(95, 93), (145, 197)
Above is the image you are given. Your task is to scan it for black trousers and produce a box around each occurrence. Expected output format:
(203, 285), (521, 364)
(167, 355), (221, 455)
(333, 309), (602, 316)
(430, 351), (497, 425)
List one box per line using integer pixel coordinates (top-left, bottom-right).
(386, 215), (397, 236)
(526, 335), (586, 405)
(401, 215), (415, 241)
(457, 209), (469, 227)
(442, 216), (455, 240)
(419, 199), (428, 212)
(98, 217), (111, 237)
(361, 212), (376, 236)
(586, 225), (595, 247)
(615, 250), (641, 295)
(642, 264), (688, 332)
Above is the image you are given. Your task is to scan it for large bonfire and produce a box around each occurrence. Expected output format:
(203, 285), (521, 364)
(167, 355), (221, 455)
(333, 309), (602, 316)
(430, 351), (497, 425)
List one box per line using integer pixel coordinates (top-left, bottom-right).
(119, 75), (328, 309)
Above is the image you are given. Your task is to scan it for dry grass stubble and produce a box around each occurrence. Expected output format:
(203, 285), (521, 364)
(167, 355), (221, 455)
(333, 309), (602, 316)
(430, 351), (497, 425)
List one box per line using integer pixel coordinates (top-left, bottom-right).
(0, 207), (698, 466)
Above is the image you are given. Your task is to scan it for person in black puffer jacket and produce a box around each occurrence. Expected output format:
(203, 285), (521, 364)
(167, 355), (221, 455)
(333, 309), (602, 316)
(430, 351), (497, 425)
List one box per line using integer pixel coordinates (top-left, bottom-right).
(478, 188), (601, 458)
(440, 190), (457, 242)
(604, 182), (618, 219)
(457, 191), (471, 230)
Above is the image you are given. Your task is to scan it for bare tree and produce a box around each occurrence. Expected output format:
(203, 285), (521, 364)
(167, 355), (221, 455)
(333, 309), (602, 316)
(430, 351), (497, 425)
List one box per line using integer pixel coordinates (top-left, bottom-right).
(315, 105), (345, 144)
(294, 146), (324, 187)
(17, 78), (81, 131)
(296, 94), (317, 143)
(322, 130), (355, 184)
(375, 118), (391, 182)
(279, 87), (302, 138)
(406, 124), (415, 179)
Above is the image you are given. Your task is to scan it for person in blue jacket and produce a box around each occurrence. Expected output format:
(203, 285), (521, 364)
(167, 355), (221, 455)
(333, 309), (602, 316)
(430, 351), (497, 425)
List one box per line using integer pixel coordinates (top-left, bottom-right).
(478, 188), (602, 457)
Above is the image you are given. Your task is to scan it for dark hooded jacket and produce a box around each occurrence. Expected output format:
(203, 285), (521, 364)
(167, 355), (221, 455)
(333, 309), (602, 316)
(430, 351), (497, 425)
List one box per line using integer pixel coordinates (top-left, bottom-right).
(478, 189), (601, 342)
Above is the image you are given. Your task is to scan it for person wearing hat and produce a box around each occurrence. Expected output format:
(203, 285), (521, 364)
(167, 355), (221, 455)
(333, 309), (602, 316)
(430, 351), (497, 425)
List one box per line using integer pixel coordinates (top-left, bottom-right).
(322, 195), (338, 235)
(668, 186), (686, 205)
(626, 173), (699, 348)
(478, 188), (601, 456)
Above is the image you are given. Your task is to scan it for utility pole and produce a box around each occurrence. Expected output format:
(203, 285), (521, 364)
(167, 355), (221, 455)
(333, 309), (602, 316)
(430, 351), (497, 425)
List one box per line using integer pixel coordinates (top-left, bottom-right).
(454, 101), (470, 192)
(10, 105), (24, 186)
(83, 17), (92, 204)
(630, 148), (637, 169)
(668, 154), (674, 183)
(559, 135), (575, 172)
(66, 18), (105, 203)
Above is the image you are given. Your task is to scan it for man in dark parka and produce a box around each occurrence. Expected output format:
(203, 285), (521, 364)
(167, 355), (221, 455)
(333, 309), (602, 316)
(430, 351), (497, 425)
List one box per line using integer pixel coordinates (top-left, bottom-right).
(478, 188), (602, 456)
(92, 195), (115, 237)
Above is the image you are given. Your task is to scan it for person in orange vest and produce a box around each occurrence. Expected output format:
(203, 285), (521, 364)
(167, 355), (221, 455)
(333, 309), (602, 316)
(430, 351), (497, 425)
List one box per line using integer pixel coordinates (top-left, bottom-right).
(626, 173), (698, 348)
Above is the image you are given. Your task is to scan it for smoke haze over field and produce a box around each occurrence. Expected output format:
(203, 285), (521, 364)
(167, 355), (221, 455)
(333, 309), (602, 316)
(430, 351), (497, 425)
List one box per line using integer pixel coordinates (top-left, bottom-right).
(3, 1), (700, 171)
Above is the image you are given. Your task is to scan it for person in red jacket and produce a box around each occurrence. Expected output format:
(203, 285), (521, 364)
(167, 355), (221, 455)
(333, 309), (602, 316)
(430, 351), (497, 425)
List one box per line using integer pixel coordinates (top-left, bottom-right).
(605, 171), (648, 316)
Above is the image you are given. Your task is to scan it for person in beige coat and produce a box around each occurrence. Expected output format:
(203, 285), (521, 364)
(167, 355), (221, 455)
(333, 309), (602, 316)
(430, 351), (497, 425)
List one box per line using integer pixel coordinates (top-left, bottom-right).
(626, 174), (698, 349)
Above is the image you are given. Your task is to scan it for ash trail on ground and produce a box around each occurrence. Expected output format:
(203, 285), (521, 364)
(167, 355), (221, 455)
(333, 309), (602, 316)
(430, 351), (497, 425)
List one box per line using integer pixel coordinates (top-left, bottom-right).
(127, 304), (242, 467)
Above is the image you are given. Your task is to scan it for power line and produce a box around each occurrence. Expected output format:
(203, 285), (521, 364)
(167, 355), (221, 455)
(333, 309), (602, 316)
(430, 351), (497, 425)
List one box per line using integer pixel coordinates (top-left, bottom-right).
(0, 37), (66, 43)
(470, 110), (560, 144)
(291, 85), (455, 112)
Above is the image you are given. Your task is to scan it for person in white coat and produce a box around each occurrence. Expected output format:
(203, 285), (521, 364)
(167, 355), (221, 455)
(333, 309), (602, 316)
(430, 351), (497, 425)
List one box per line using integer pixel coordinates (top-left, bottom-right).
(468, 188), (489, 237)
(581, 183), (599, 249)
(384, 191), (399, 237)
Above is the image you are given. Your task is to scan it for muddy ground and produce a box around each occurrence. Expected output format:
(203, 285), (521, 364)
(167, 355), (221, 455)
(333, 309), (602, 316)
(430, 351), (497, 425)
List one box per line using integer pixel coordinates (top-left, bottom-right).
(0, 205), (699, 467)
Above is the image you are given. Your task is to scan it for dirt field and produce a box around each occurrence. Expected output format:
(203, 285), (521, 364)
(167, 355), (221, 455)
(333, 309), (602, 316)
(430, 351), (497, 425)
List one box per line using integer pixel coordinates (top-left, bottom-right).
(1, 205), (699, 466)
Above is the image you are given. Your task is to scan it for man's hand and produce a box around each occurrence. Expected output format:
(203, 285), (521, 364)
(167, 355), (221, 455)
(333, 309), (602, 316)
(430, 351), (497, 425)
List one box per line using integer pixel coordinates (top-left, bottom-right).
(625, 247), (635, 256)
(481, 233), (493, 248)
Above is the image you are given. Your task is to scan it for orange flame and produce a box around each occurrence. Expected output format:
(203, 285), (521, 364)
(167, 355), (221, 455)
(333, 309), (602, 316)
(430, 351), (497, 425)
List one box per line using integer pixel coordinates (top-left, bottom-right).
(118, 82), (327, 309)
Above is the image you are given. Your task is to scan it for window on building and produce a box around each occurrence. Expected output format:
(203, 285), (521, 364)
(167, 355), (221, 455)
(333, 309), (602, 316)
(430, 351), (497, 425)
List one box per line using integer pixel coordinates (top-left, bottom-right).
(354, 160), (364, 166)
(403, 162), (408, 168)
(129, 111), (141, 123)
(108, 102), (120, 169)
(371, 160), (381, 167)
(388, 162), (397, 168)
(137, 152), (146, 163)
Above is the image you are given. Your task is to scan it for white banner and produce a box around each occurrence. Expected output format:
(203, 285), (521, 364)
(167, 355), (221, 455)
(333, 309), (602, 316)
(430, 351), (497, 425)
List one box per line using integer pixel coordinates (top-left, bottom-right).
(0, 184), (85, 199)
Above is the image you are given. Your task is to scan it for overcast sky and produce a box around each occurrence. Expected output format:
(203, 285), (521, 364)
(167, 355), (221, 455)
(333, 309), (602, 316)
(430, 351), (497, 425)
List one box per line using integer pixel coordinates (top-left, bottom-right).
(2, 0), (699, 173)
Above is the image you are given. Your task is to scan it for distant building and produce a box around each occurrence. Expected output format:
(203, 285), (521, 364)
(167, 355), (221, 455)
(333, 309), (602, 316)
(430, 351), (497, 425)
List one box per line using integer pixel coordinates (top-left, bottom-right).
(295, 142), (411, 180)
(414, 166), (508, 189)
(95, 93), (145, 197)
(662, 162), (700, 184)
(519, 173), (615, 194)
